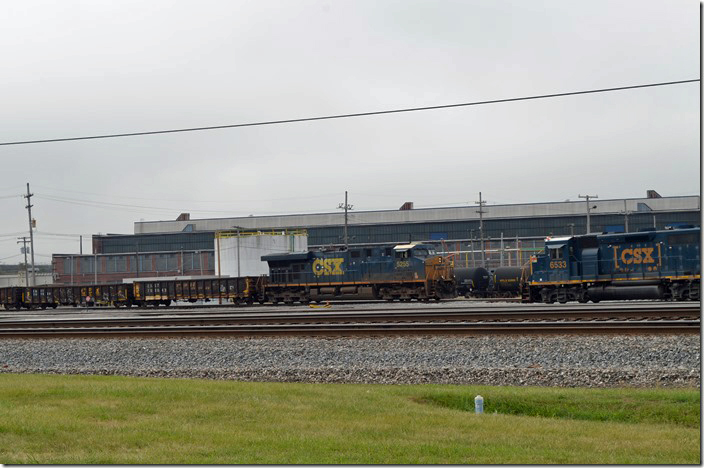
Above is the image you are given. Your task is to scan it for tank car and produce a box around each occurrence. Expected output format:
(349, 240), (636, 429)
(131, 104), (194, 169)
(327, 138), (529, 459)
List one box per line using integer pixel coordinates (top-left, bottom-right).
(492, 267), (524, 297)
(525, 226), (700, 303)
(455, 267), (491, 297)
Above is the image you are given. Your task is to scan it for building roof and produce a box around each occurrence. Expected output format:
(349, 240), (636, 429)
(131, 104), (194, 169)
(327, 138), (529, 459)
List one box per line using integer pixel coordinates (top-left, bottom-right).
(134, 195), (701, 235)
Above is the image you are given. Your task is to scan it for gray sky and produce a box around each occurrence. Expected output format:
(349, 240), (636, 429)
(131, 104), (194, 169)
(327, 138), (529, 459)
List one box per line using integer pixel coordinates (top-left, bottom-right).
(0, 0), (700, 264)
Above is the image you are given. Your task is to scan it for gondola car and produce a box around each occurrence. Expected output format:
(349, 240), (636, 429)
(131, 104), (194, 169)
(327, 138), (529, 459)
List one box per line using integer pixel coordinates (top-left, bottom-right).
(131, 276), (265, 307)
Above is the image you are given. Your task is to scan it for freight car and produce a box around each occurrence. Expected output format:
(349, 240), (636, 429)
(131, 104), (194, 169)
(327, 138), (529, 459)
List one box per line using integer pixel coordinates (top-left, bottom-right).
(524, 226), (701, 304)
(131, 277), (265, 307)
(2, 277), (266, 309)
(13, 284), (133, 308)
(455, 267), (491, 297)
(262, 243), (456, 303)
(456, 266), (524, 298)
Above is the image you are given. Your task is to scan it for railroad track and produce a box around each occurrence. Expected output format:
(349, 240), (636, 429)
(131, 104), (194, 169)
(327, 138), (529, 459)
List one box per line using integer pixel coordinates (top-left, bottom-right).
(0, 320), (697, 338)
(0, 304), (698, 337)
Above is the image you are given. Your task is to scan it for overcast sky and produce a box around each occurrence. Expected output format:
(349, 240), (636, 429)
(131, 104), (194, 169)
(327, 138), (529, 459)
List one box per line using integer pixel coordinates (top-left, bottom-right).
(0, 0), (700, 264)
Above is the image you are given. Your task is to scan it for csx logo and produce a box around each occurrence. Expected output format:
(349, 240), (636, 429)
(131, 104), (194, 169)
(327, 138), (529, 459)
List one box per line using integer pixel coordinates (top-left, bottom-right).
(312, 258), (344, 276)
(614, 246), (655, 267)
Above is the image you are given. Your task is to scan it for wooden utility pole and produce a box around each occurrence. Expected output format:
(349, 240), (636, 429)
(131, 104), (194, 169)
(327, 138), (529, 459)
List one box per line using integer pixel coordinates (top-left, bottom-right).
(337, 191), (353, 250)
(17, 237), (30, 286)
(578, 194), (598, 234)
(24, 183), (36, 286)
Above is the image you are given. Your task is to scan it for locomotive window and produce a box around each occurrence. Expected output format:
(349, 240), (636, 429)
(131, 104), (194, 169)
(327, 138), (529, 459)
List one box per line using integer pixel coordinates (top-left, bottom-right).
(549, 248), (564, 260)
(414, 248), (428, 258)
(395, 250), (409, 259)
(351, 250), (361, 258)
(364, 249), (373, 257)
(385, 248), (393, 257)
(669, 233), (699, 245)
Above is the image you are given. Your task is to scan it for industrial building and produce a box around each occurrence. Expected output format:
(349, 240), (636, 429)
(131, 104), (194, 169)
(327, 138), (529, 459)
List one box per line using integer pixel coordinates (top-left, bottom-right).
(52, 192), (700, 284)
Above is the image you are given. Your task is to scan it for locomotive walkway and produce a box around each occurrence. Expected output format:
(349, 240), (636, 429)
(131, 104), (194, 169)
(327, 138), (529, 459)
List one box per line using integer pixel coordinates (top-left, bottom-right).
(0, 303), (698, 338)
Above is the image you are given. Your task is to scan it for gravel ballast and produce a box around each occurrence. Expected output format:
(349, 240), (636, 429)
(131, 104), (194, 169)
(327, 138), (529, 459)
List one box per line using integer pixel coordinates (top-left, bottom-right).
(0, 335), (699, 387)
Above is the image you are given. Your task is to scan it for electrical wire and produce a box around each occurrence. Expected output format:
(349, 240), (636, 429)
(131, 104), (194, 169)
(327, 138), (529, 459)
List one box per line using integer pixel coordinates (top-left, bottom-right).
(32, 184), (343, 205)
(0, 79), (698, 146)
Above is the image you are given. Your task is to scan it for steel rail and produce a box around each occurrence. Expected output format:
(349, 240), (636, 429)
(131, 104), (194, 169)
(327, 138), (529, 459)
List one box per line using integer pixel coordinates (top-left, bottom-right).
(0, 319), (697, 338)
(1, 300), (696, 317)
(0, 305), (699, 329)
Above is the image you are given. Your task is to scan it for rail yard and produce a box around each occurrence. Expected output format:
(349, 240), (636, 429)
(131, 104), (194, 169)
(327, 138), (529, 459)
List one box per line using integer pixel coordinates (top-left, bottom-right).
(0, 300), (699, 388)
(1, 225), (698, 389)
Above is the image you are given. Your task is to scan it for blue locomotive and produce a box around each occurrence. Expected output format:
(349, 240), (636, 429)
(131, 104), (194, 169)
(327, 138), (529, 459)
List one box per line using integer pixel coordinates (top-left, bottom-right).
(525, 226), (700, 303)
(261, 243), (456, 303)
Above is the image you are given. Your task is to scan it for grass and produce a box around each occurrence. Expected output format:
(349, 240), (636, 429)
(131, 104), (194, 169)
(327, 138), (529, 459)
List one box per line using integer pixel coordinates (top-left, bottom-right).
(0, 373), (699, 464)
(421, 386), (700, 427)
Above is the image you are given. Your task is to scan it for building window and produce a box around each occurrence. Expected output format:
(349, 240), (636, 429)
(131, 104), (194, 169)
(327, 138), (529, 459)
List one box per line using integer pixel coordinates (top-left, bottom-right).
(139, 255), (152, 272)
(63, 258), (76, 274)
(80, 257), (96, 274)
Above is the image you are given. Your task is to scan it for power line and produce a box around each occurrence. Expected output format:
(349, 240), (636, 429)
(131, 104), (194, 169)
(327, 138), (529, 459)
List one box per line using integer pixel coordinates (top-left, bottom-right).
(0, 79), (698, 146)
(32, 183), (342, 205)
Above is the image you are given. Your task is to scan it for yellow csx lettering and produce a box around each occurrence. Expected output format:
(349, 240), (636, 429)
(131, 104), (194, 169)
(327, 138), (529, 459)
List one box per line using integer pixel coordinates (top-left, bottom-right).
(312, 258), (345, 276)
(619, 247), (655, 265)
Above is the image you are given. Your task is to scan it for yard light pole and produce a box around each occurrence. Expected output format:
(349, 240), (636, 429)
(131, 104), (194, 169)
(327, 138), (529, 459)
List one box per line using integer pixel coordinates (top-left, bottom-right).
(579, 194), (598, 234)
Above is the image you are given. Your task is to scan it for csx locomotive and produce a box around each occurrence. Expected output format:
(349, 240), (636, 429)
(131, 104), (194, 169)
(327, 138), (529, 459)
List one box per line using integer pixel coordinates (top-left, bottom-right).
(263, 243), (456, 303)
(524, 226), (700, 303)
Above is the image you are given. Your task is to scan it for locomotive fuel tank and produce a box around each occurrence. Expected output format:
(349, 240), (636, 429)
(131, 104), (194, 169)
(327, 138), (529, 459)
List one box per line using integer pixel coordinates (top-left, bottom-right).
(587, 284), (665, 301)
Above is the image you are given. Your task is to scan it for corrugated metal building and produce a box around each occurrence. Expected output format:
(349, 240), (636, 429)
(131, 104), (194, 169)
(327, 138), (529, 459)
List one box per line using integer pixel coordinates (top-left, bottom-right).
(132, 195), (700, 245)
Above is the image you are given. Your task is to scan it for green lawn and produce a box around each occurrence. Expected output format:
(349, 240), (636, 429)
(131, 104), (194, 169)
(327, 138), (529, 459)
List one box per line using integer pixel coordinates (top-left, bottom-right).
(0, 373), (699, 464)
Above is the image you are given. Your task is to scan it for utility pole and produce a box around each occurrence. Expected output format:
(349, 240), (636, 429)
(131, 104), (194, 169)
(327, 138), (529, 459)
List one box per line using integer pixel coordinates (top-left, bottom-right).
(24, 183), (36, 286)
(17, 237), (29, 287)
(80, 235), (83, 255)
(578, 194), (598, 234)
(476, 192), (487, 267)
(337, 191), (353, 250)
